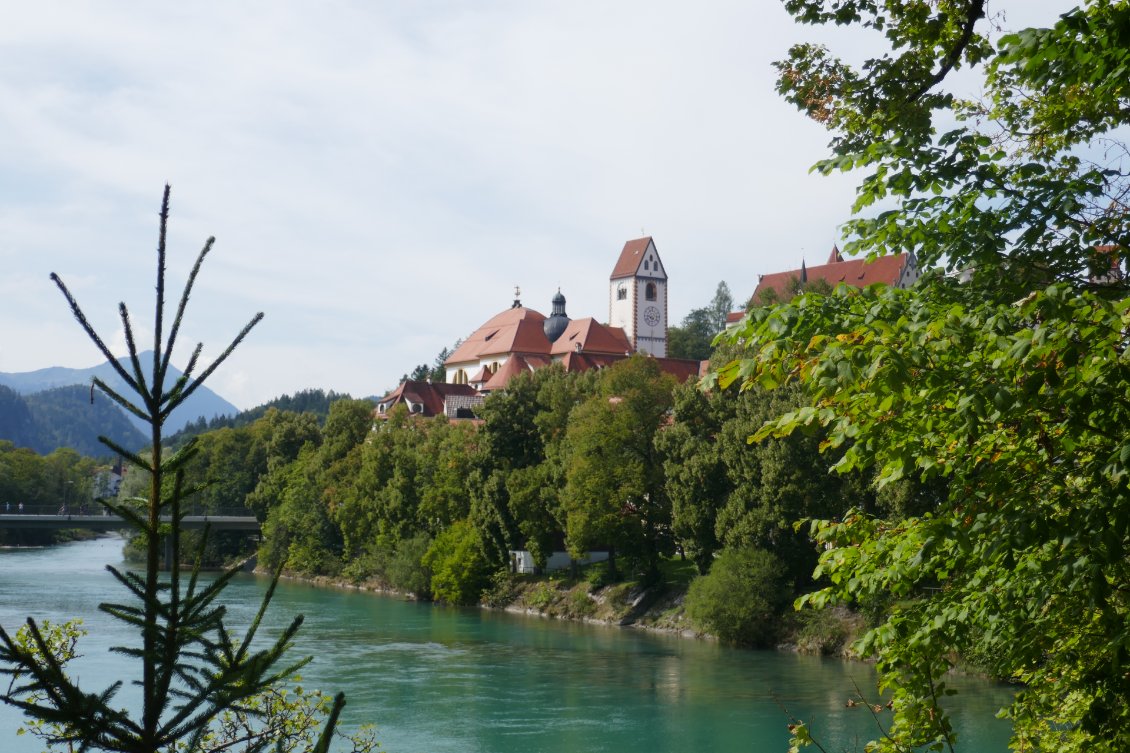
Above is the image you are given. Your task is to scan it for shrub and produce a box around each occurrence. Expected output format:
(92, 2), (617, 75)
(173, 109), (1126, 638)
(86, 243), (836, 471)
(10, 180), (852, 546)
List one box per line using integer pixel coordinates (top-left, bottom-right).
(794, 608), (851, 655)
(481, 570), (520, 608)
(527, 582), (557, 612)
(567, 587), (596, 617)
(685, 546), (790, 646)
(386, 533), (433, 599)
(584, 561), (615, 589)
(422, 520), (492, 605)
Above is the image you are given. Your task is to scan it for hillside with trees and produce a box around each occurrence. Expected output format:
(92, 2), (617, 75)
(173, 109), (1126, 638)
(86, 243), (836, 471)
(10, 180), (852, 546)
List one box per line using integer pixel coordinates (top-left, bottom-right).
(0, 384), (147, 456)
(0, 351), (238, 435)
(176, 355), (900, 655)
(166, 388), (353, 448)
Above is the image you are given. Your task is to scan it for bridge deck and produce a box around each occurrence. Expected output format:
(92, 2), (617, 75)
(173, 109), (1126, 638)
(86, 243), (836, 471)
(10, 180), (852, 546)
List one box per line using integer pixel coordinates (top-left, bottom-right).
(0, 514), (260, 532)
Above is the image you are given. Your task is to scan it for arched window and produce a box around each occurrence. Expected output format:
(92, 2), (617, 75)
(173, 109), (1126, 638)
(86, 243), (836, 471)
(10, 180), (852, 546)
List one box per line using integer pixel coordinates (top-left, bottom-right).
(454, 369), (467, 385)
(645, 282), (657, 301)
(616, 283), (627, 301)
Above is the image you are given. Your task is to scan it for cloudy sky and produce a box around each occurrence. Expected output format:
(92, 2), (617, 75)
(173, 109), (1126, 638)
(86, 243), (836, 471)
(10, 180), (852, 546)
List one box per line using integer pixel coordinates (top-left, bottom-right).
(0, 1), (1070, 410)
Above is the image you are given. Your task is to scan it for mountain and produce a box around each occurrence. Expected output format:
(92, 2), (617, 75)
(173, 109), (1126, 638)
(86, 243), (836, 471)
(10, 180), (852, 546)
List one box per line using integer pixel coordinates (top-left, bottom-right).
(23, 385), (148, 456)
(0, 352), (238, 436)
(0, 385), (38, 449)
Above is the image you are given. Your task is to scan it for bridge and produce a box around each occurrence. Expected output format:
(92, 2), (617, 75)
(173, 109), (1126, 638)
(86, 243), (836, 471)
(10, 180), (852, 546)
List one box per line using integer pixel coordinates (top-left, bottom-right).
(0, 508), (261, 569)
(0, 513), (260, 532)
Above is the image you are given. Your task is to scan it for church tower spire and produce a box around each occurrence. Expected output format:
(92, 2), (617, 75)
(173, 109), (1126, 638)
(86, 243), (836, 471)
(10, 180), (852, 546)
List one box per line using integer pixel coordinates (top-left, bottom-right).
(609, 237), (668, 357)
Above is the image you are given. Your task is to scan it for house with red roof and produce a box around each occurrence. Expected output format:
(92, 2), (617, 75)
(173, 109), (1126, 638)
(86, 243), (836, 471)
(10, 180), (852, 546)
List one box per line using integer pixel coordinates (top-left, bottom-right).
(749, 246), (919, 306)
(375, 380), (483, 420)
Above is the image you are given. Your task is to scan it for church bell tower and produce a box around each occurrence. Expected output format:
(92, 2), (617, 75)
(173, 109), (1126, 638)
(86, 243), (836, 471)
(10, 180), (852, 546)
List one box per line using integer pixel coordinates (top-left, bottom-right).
(609, 236), (667, 357)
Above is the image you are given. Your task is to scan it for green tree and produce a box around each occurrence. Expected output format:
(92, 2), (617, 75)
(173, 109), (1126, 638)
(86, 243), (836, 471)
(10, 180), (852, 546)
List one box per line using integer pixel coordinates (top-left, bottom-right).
(666, 307), (716, 360)
(684, 547), (790, 647)
(709, 280), (734, 332)
(319, 398), (374, 466)
(259, 444), (345, 576)
(0, 186), (345, 752)
(655, 379), (729, 574)
(718, 3), (1130, 750)
(422, 519), (492, 605)
(667, 281), (733, 360)
(561, 356), (676, 580)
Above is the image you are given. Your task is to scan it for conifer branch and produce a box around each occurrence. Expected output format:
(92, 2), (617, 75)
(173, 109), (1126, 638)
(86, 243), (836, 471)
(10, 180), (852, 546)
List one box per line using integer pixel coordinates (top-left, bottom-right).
(49, 274), (139, 394)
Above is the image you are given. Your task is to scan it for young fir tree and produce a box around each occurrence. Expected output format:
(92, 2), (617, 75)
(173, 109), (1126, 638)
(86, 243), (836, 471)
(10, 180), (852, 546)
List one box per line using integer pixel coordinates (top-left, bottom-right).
(0, 186), (345, 753)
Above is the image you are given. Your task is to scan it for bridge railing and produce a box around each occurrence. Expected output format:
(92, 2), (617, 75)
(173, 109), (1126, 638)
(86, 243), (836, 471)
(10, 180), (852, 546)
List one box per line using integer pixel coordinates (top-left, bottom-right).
(0, 503), (256, 518)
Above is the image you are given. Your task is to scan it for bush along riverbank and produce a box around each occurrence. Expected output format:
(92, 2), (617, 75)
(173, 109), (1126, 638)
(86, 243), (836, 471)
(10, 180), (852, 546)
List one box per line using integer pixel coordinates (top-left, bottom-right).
(484, 567), (867, 657)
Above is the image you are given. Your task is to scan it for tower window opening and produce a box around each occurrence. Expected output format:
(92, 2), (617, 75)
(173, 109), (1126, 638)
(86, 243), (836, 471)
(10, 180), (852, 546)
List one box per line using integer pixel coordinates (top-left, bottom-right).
(645, 282), (657, 301)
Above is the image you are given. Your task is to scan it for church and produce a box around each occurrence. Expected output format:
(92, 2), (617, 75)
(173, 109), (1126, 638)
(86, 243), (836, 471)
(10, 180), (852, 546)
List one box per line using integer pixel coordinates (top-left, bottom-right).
(376, 237), (702, 419)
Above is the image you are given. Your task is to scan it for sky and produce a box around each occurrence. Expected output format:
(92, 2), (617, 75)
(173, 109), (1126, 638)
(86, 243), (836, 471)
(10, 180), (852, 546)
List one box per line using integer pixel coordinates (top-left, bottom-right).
(0, 1), (1073, 410)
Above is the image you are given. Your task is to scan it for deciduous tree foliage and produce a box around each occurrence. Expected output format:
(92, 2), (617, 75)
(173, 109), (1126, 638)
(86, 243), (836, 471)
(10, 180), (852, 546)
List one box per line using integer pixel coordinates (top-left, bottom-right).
(718, 2), (1130, 750)
(562, 356), (676, 580)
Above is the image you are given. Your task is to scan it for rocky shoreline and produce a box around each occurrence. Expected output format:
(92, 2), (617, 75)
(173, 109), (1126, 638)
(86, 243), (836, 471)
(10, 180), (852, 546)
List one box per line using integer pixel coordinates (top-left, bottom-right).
(262, 567), (867, 657)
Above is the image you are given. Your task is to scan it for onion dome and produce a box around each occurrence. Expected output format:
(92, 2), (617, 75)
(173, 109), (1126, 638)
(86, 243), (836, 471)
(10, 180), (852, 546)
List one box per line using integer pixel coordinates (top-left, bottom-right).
(543, 289), (570, 343)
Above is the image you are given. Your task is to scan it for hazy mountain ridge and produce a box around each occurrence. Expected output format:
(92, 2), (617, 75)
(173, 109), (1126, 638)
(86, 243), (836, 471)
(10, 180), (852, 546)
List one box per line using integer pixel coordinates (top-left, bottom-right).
(0, 352), (238, 455)
(0, 351), (238, 436)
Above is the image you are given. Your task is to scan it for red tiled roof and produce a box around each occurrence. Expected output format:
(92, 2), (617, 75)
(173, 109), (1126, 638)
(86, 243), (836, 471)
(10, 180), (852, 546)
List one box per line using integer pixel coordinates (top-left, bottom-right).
(446, 306), (550, 364)
(483, 354), (534, 391)
(752, 253), (909, 304)
(610, 237), (655, 279)
(549, 318), (633, 356)
(725, 311), (744, 324)
(376, 380), (480, 418)
(555, 351), (700, 384)
(469, 364), (493, 385)
(558, 351), (624, 373)
(653, 357), (705, 383)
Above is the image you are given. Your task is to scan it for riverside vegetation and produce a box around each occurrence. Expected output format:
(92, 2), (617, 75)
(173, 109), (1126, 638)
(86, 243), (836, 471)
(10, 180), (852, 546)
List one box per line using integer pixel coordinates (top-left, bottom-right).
(131, 350), (929, 662)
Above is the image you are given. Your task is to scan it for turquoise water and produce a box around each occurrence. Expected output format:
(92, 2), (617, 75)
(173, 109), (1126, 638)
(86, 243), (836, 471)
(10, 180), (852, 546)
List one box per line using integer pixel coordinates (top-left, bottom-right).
(0, 538), (1014, 752)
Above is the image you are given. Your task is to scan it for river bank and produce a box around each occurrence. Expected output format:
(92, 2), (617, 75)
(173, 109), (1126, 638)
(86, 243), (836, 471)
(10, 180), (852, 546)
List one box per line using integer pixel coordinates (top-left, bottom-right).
(266, 564), (867, 657)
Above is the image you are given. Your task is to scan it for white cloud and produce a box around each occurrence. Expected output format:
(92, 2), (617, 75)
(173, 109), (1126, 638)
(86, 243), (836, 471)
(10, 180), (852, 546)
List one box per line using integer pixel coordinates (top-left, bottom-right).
(0, 0), (1075, 409)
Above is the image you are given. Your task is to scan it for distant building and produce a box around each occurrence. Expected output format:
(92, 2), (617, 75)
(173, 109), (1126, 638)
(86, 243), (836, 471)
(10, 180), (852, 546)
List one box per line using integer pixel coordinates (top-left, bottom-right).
(374, 237), (700, 421)
(92, 457), (125, 500)
(609, 236), (668, 357)
(375, 380), (483, 420)
(750, 246), (919, 305)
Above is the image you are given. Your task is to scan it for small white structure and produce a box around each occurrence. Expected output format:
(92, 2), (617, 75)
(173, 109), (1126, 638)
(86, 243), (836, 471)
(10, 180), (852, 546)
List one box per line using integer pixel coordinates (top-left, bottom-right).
(509, 549), (609, 575)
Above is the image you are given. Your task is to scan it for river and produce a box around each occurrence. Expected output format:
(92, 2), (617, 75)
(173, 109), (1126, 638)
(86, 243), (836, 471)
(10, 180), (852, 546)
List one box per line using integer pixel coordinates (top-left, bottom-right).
(0, 537), (1014, 752)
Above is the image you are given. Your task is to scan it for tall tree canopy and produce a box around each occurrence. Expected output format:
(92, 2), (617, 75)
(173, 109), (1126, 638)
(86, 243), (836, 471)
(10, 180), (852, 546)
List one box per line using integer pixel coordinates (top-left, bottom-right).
(717, 2), (1130, 751)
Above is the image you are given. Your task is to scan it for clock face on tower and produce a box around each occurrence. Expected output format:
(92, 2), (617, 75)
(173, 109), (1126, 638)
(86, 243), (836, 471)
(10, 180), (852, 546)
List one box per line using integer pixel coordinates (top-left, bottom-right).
(643, 305), (661, 327)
